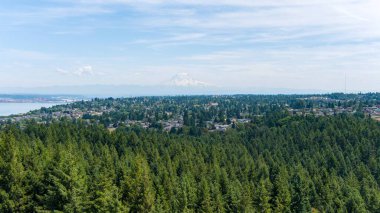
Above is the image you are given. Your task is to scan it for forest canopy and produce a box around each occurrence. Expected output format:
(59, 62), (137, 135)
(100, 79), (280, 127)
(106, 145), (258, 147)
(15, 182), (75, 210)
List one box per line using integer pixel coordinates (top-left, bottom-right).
(1, 95), (380, 212)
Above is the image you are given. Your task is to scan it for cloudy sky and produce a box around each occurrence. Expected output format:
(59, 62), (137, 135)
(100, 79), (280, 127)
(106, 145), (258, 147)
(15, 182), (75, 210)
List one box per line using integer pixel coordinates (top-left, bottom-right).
(1, 0), (380, 92)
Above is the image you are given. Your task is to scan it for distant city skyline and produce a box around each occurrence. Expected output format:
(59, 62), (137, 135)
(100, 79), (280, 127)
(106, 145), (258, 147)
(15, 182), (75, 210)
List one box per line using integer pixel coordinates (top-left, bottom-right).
(1, 0), (380, 93)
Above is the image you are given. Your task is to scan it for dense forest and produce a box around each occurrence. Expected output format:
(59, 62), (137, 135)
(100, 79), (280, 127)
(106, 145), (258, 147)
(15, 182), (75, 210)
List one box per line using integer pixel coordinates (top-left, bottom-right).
(1, 108), (380, 212)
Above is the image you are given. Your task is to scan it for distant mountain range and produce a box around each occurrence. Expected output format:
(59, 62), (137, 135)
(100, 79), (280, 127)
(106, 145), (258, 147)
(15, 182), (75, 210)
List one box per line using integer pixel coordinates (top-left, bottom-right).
(0, 72), (332, 97)
(0, 84), (329, 97)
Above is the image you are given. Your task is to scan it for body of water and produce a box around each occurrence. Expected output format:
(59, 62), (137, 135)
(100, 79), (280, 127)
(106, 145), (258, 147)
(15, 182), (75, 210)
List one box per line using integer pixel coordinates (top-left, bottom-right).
(0, 102), (62, 116)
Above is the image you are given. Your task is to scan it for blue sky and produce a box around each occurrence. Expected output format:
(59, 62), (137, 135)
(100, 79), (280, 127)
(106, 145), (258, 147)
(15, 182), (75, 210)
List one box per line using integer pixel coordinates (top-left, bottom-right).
(1, 0), (380, 92)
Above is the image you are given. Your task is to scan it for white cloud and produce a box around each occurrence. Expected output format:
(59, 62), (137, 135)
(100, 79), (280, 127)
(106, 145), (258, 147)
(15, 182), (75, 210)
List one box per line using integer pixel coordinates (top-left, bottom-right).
(4, 0), (380, 44)
(102, 0), (380, 49)
(56, 68), (70, 75)
(133, 33), (207, 47)
(178, 51), (248, 61)
(75, 65), (94, 76)
(56, 65), (104, 76)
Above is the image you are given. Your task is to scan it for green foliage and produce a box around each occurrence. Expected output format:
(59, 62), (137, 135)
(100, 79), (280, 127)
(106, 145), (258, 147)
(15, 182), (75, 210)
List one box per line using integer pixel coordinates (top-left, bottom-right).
(123, 154), (155, 213)
(0, 106), (380, 212)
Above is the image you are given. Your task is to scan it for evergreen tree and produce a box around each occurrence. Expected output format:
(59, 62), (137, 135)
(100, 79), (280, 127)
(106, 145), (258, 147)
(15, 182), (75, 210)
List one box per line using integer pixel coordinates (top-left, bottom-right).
(254, 179), (272, 213)
(0, 133), (27, 212)
(124, 154), (155, 213)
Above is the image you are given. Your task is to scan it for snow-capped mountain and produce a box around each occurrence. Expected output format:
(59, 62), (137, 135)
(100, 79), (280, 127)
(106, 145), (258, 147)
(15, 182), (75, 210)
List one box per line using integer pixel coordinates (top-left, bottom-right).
(167, 72), (210, 87)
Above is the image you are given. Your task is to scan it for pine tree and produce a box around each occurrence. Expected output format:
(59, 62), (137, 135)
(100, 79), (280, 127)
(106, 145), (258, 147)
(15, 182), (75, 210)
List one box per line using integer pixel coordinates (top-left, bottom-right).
(254, 179), (272, 213)
(88, 145), (123, 212)
(0, 133), (27, 212)
(198, 178), (213, 213)
(290, 171), (311, 213)
(124, 154), (155, 213)
(37, 143), (88, 212)
(273, 169), (291, 213)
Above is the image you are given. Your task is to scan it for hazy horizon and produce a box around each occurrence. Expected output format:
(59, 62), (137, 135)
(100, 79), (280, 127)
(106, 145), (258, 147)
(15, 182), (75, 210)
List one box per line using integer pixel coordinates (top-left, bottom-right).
(0, 83), (335, 96)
